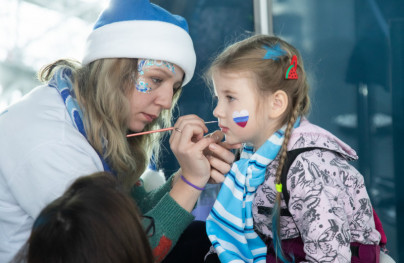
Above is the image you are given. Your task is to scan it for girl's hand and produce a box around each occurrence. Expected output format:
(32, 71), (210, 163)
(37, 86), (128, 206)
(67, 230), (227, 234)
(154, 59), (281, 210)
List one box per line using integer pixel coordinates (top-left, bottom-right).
(204, 130), (242, 183)
(169, 115), (216, 189)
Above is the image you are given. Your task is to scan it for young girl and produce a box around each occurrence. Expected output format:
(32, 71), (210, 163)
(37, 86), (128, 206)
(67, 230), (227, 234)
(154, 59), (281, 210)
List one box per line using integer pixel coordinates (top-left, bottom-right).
(205, 35), (385, 263)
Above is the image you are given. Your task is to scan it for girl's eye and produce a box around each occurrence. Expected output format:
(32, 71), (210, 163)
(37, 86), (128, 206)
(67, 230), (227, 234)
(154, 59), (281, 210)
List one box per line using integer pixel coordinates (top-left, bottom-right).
(226, 95), (235, 102)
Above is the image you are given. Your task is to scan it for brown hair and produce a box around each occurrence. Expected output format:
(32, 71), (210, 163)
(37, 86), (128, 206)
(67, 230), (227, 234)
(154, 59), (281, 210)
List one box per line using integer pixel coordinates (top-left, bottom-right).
(206, 34), (311, 259)
(17, 172), (154, 263)
(38, 58), (181, 190)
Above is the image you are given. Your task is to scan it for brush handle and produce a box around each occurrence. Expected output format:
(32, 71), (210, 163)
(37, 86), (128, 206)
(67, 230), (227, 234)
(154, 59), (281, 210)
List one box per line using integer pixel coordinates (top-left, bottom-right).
(126, 121), (218, 138)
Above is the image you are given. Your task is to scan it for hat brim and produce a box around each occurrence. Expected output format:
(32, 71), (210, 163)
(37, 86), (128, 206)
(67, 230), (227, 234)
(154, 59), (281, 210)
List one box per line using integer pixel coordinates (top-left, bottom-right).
(82, 20), (196, 86)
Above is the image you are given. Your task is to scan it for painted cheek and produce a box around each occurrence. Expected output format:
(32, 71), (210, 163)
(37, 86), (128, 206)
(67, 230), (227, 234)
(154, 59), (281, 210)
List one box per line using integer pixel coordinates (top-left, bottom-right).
(135, 77), (152, 93)
(136, 59), (152, 93)
(232, 110), (249, 128)
(135, 59), (176, 94)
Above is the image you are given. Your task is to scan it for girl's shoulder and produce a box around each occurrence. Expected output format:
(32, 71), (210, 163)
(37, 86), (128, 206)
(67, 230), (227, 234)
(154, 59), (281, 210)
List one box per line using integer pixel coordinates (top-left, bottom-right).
(287, 118), (358, 161)
(286, 147), (364, 200)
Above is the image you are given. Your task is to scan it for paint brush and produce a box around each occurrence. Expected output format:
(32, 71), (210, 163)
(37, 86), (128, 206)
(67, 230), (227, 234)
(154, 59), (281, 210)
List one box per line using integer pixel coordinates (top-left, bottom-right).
(126, 120), (218, 138)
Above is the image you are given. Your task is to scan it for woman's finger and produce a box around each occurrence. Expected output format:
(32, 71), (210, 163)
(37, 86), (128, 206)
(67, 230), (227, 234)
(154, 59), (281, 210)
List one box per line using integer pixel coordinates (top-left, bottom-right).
(208, 142), (239, 165)
(207, 154), (232, 175)
(169, 115), (208, 144)
(171, 123), (207, 152)
(219, 141), (243, 150)
(208, 169), (226, 184)
(174, 115), (207, 134)
(208, 130), (224, 143)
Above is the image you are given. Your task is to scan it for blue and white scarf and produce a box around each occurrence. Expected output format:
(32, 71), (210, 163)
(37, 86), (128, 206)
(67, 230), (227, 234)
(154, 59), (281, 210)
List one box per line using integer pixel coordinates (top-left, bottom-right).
(49, 67), (112, 173)
(206, 119), (300, 263)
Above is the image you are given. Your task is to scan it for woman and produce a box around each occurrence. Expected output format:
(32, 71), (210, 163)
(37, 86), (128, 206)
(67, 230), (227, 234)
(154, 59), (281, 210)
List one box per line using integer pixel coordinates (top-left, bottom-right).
(0, 0), (238, 262)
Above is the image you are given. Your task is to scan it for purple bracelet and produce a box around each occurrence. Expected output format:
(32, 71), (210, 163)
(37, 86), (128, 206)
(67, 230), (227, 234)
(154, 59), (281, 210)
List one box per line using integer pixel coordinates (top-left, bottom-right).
(180, 175), (205, 191)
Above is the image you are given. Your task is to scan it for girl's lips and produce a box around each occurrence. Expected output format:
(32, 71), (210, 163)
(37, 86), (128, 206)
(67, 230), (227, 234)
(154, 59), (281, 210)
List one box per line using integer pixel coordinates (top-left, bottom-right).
(219, 125), (229, 133)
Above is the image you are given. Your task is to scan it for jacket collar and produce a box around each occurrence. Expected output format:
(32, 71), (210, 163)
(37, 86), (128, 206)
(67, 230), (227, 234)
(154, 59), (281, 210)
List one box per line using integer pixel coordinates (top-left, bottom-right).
(288, 118), (358, 161)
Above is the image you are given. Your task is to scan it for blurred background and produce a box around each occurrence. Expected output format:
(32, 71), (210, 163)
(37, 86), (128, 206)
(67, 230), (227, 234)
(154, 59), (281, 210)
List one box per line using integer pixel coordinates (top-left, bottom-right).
(1, 0), (402, 261)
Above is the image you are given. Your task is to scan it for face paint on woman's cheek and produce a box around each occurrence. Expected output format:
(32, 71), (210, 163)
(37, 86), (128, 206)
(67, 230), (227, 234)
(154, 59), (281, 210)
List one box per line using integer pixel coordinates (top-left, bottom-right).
(232, 110), (249, 127)
(135, 77), (152, 93)
(135, 59), (152, 93)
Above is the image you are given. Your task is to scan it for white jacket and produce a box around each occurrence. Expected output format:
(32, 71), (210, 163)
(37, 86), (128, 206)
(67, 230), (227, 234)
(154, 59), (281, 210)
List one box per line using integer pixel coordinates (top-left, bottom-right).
(0, 85), (103, 262)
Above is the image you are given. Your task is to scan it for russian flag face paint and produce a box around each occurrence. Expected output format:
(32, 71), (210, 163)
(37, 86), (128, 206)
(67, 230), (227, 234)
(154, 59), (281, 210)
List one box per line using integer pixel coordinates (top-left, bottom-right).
(232, 110), (249, 127)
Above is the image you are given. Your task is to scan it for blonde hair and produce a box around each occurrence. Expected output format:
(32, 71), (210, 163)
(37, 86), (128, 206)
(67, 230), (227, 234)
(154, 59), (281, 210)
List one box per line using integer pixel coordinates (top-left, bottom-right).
(39, 58), (180, 191)
(206, 34), (311, 260)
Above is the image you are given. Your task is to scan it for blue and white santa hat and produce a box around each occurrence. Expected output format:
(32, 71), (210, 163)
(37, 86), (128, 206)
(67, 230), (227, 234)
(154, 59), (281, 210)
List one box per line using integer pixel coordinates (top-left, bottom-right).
(82, 0), (196, 86)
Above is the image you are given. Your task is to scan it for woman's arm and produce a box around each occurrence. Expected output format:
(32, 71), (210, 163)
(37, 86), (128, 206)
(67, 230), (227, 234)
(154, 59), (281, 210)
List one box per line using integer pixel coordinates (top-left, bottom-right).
(131, 174), (194, 261)
(168, 115), (217, 212)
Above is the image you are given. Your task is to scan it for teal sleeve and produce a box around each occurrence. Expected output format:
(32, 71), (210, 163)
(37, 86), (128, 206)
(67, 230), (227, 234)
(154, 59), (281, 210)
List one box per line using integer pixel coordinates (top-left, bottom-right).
(131, 175), (173, 213)
(131, 175), (195, 261)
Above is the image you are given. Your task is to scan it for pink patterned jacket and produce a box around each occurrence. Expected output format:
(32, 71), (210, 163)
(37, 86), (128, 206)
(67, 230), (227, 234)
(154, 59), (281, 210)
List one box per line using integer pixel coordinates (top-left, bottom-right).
(253, 118), (381, 262)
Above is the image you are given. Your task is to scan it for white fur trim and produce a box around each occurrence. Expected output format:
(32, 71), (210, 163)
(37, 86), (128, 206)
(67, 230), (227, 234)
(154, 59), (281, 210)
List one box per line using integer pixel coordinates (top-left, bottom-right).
(82, 20), (196, 86)
(140, 169), (166, 192)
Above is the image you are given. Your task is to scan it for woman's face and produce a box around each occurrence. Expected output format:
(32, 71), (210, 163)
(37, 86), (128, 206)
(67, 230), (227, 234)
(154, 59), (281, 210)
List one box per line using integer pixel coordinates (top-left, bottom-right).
(127, 59), (184, 132)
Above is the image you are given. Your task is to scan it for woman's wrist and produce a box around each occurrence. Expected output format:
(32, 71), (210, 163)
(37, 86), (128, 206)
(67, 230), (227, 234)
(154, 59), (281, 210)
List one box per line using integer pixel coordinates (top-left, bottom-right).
(169, 176), (204, 212)
(171, 170), (182, 188)
(172, 170), (208, 190)
(180, 175), (205, 191)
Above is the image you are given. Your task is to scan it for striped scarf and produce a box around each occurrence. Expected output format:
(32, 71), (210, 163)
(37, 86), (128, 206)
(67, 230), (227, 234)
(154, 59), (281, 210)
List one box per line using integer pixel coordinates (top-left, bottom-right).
(49, 67), (112, 173)
(206, 125), (290, 263)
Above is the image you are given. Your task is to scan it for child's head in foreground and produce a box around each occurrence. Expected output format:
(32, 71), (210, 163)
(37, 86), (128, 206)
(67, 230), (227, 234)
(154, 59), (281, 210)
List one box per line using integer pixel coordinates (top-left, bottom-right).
(15, 172), (154, 263)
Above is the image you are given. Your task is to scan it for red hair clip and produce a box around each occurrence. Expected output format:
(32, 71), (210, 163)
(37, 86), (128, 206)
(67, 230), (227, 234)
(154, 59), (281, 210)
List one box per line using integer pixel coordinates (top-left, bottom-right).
(285, 55), (298, 80)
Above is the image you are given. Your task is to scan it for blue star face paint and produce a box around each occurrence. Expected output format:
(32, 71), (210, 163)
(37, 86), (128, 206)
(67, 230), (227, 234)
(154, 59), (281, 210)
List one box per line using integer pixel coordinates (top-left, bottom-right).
(232, 110), (249, 127)
(135, 79), (151, 93)
(135, 59), (176, 93)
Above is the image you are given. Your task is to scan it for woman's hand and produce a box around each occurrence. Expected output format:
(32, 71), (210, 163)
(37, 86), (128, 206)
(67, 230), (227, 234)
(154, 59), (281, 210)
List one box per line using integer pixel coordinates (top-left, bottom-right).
(204, 130), (241, 183)
(169, 115), (216, 186)
(169, 115), (218, 211)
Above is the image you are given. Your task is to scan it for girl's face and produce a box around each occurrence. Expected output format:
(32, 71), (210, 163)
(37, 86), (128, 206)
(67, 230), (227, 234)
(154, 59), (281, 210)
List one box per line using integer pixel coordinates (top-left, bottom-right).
(127, 59), (184, 132)
(212, 70), (278, 148)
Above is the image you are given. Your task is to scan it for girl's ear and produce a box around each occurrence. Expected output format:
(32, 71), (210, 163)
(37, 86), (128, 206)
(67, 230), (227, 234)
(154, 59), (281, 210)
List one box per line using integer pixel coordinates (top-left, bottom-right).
(268, 90), (288, 119)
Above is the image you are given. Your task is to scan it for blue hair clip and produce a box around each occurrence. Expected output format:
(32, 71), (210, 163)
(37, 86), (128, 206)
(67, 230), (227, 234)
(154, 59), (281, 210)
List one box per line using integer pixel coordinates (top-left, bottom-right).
(262, 43), (287, 61)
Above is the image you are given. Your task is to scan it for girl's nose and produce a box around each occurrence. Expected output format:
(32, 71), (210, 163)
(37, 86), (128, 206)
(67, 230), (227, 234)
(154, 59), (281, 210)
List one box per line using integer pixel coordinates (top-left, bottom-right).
(213, 103), (223, 118)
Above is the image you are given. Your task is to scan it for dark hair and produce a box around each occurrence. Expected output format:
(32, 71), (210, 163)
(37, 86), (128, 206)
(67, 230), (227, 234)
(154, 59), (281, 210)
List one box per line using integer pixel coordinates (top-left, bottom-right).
(14, 172), (154, 263)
